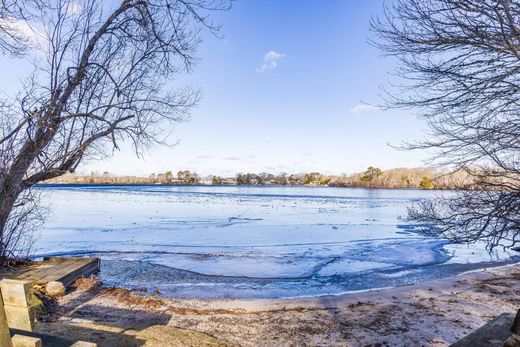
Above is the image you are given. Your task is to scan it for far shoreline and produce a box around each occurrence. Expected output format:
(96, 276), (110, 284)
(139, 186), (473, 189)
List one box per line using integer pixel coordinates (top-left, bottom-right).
(36, 182), (445, 191)
(40, 167), (469, 190)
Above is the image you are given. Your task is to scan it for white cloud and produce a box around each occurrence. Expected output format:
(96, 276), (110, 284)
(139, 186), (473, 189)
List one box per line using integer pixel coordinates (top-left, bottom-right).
(349, 103), (378, 114)
(256, 50), (286, 73)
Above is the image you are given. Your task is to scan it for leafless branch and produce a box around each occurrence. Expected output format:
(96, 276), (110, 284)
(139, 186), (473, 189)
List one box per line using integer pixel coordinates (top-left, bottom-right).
(372, 0), (520, 249)
(0, 0), (231, 259)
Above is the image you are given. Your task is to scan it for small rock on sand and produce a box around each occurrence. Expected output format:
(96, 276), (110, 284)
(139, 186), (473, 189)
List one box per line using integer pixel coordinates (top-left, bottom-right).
(46, 281), (65, 297)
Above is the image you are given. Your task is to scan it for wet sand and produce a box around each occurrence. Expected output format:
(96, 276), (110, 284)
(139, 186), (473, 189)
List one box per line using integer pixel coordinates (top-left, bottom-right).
(36, 263), (520, 346)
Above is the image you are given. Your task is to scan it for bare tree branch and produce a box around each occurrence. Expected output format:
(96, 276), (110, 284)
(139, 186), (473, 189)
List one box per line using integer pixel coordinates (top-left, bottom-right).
(0, 0), (231, 259)
(372, 0), (520, 250)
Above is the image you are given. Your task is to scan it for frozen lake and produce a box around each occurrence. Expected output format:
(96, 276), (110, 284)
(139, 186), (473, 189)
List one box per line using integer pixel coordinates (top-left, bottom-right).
(34, 184), (518, 299)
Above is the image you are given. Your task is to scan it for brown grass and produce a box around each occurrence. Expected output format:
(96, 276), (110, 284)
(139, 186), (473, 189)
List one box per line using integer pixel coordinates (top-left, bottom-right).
(103, 287), (166, 309)
(72, 276), (102, 291)
(101, 287), (328, 316)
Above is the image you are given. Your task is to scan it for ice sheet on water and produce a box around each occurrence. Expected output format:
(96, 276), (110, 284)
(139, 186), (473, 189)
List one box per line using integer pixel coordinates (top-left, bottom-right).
(33, 185), (519, 299)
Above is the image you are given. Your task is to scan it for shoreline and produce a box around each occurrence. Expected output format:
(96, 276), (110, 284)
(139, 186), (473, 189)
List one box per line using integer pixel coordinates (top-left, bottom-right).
(161, 261), (520, 309)
(34, 250), (520, 300)
(35, 183), (444, 190)
(268, 260), (520, 301)
(35, 262), (520, 346)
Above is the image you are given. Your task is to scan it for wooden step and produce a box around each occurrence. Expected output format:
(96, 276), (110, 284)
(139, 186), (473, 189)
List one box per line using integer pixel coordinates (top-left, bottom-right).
(450, 312), (514, 347)
(11, 257), (100, 288)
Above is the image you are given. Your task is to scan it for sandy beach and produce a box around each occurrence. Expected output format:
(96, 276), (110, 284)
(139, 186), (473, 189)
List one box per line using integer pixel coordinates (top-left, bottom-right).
(32, 263), (520, 346)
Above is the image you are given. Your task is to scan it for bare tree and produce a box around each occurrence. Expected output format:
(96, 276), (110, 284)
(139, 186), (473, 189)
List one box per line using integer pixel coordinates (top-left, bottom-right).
(371, 0), (520, 249)
(0, 0), (230, 260)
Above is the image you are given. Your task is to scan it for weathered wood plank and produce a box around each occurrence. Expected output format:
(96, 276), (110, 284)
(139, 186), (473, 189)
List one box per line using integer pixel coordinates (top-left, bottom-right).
(10, 329), (97, 347)
(10, 258), (100, 288)
(15, 265), (55, 280)
(17, 264), (61, 280)
(0, 291), (13, 347)
(38, 261), (87, 282)
(11, 334), (42, 347)
(450, 313), (515, 347)
(55, 262), (99, 288)
(10, 328), (73, 347)
(3, 304), (36, 331)
(0, 280), (35, 307)
(50, 259), (99, 280)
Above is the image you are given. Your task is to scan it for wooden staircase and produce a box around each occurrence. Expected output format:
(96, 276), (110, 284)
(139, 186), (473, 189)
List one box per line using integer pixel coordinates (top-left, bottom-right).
(0, 257), (100, 346)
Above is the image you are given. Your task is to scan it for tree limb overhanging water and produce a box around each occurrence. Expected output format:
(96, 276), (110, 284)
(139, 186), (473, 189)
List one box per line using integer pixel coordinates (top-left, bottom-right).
(371, 0), (520, 250)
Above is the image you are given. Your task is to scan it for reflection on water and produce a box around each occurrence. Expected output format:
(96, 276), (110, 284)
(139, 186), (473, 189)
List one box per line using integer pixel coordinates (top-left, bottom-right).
(34, 184), (517, 299)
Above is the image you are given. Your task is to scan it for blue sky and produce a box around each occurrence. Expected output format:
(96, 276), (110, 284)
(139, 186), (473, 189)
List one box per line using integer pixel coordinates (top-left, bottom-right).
(3, 0), (428, 177)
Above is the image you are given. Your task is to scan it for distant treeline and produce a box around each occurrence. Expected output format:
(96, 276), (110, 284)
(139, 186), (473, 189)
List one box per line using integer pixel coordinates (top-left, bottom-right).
(43, 167), (473, 190)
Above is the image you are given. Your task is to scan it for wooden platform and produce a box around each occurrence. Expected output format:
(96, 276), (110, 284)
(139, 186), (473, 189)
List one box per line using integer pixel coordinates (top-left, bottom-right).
(450, 312), (514, 347)
(12, 257), (100, 287)
(10, 328), (76, 347)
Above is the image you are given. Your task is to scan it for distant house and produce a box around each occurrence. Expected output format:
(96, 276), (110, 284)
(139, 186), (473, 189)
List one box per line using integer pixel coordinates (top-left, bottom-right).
(222, 178), (236, 185)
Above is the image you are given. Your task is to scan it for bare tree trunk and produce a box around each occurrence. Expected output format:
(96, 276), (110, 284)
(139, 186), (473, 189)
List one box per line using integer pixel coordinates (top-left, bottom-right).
(0, 188), (19, 258)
